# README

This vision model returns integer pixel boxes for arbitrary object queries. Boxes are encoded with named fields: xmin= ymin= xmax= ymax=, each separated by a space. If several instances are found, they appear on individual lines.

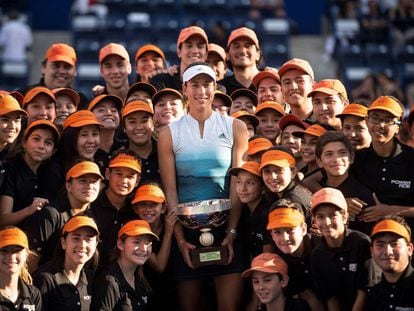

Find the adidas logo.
xmin=219 ymin=133 xmax=226 ymax=139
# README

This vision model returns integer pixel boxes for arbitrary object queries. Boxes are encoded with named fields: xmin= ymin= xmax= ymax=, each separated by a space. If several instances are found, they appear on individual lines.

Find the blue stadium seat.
xmin=152 ymin=12 xmax=181 ymax=32
xmin=365 ymin=43 xmax=393 ymax=73
xmin=337 ymin=43 xmax=366 ymax=67
xmin=104 ymin=12 xmax=127 ymax=32
xmin=342 ymin=66 xmax=371 ymax=91
xmin=126 ymin=12 xmax=151 ymax=32
xmin=74 ymin=36 xmax=102 ymax=62
xmin=0 ymin=61 xmax=29 ymax=91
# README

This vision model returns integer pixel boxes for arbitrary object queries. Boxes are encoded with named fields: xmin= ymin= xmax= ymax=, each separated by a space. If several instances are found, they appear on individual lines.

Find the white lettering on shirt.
xmin=390 ymin=180 xmax=411 ymax=189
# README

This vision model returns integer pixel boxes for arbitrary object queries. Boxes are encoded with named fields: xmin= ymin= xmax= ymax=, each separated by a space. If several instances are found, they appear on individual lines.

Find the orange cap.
xmin=368 ymin=96 xmax=403 ymax=118
xmin=0 ymin=90 xmax=24 ymax=105
xmin=52 ymin=88 xmax=80 ymax=107
xmin=152 ymin=88 xmax=183 ymax=106
xmin=24 ymin=119 xmax=60 ymax=142
xmin=132 ymin=184 xmax=165 ymax=204
xmin=66 ymin=161 xmax=104 ymax=181
xmin=311 ymin=187 xmax=347 ymax=213
xmin=229 ymin=161 xmax=261 ymax=177
xmin=122 ymin=100 xmax=154 ymax=118
xmin=259 ymin=149 xmax=296 ymax=170
xmin=177 ymin=26 xmax=208 ymax=46
xmin=45 ymin=43 xmax=77 ymax=66
xmin=278 ymin=58 xmax=314 ymax=80
xmin=208 ymin=43 xmax=226 ymax=61
xmin=336 ymin=103 xmax=368 ymax=119
xmin=308 ymin=79 xmax=348 ymax=101
xmin=0 ymin=94 xmax=27 ymax=116
xmin=127 ymin=82 xmax=157 ymax=99
xmin=278 ymin=114 xmax=309 ymax=132
xmin=255 ymin=101 xmax=286 ymax=117
xmin=0 ymin=227 xmax=28 ymax=249
xmin=214 ymin=91 xmax=232 ymax=107
xmin=23 ymin=86 xmax=56 ymax=107
xmin=230 ymin=88 xmax=258 ymax=106
xmin=63 ymin=110 xmax=102 ymax=130
xmin=292 ymin=124 xmax=327 ymax=138
xmin=62 ymin=215 xmax=100 ymax=236
xmin=241 ymin=253 xmax=288 ymax=278
xmin=99 ymin=43 xmax=130 ymax=63
xmin=371 ymin=219 xmax=411 ymax=242
xmin=134 ymin=44 xmax=166 ymax=63
xmin=248 ymin=137 xmax=273 ymax=156
xmin=88 ymin=94 xmax=123 ymax=111
xmin=231 ymin=110 xmax=259 ymax=128
xmin=118 ymin=219 xmax=159 ymax=240
xmin=227 ymin=27 xmax=260 ymax=48
xmin=109 ymin=153 xmax=141 ymax=173
xmin=252 ymin=68 xmax=280 ymax=88
xmin=267 ymin=207 xmax=305 ymax=230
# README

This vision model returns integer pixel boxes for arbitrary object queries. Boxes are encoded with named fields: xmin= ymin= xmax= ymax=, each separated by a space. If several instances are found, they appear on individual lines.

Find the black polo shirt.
xmin=18 ymin=78 xmax=89 ymax=110
xmin=351 ymin=140 xmax=414 ymax=232
xmin=33 ymin=261 xmax=92 ymax=311
xmin=138 ymin=138 xmax=160 ymax=185
xmin=0 ymin=154 xmax=41 ymax=213
xmin=275 ymin=234 xmax=321 ymax=297
xmin=150 ymin=71 xmax=182 ymax=91
xmin=0 ymin=278 xmax=42 ymax=311
xmin=94 ymin=137 xmax=126 ymax=176
xmin=37 ymin=155 xmax=66 ymax=202
xmin=322 ymin=175 xmax=375 ymax=236
xmin=365 ymin=264 xmax=414 ymax=310
xmin=89 ymin=191 xmax=136 ymax=265
xmin=218 ymin=74 xmax=256 ymax=95
xmin=311 ymin=228 xmax=371 ymax=311
xmin=240 ymin=197 xmax=270 ymax=258
xmin=257 ymin=296 xmax=311 ymax=311
xmin=92 ymin=261 xmax=149 ymax=311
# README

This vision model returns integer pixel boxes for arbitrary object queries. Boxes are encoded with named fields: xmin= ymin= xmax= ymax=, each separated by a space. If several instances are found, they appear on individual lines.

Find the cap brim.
xmin=132 ymin=195 xmax=165 ymax=204
xmin=259 ymin=159 xmax=291 ymax=170
xmin=307 ymin=87 xmax=338 ymax=98
xmin=70 ymin=170 xmax=104 ymax=180
xmin=68 ymin=119 xmax=103 ymax=129
xmin=48 ymin=55 xmax=75 ymax=66
xmin=229 ymin=167 xmax=260 ymax=177
xmin=0 ymin=107 xmax=28 ymax=117
xmin=266 ymin=219 xmax=301 ymax=230
xmin=241 ymin=266 xmax=279 ymax=278
xmin=109 ymin=161 xmax=141 ymax=173
xmin=124 ymin=229 xmax=159 ymax=241
xmin=368 ymin=106 xmax=401 ymax=118
xmin=0 ymin=239 xmax=27 ymax=249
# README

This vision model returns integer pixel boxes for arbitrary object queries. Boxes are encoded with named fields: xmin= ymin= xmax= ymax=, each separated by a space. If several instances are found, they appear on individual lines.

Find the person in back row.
xmin=151 ymin=26 xmax=208 ymax=91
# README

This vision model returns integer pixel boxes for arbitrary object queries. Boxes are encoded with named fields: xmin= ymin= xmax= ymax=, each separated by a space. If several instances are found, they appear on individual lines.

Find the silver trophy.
xmin=175 ymin=199 xmax=231 ymax=266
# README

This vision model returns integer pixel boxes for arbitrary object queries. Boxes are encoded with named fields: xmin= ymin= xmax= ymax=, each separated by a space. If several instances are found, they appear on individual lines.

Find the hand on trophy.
xmin=178 ymin=239 xmax=196 ymax=269
xmin=221 ymin=234 xmax=235 ymax=265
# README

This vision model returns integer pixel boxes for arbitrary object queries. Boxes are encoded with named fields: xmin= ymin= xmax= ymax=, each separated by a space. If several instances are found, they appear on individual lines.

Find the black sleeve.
xmin=0 ymin=162 xmax=16 ymax=197
xmin=92 ymin=275 xmax=122 ymax=311
xmin=29 ymin=284 xmax=43 ymax=311
xmin=32 ymin=272 xmax=53 ymax=311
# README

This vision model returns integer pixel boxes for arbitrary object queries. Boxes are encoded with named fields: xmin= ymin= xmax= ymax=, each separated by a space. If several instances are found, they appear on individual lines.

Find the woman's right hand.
xmin=177 ymin=239 xmax=196 ymax=269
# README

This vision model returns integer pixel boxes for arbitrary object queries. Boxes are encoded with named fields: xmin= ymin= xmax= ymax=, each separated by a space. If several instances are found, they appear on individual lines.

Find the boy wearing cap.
xmin=242 ymin=253 xmax=311 ymax=311
xmin=316 ymin=131 xmax=375 ymax=235
xmin=337 ymin=103 xmax=371 ymax=151
xmin=23 ymin=86 xmax=57 ymax=124
xmin=253 ymin=67 xmax=285 ymax=108
xmin=90 ymin=150 xmax=141 ymax=265
xmin=231 ymin=110 xmax=258 ymax=138
xmin=352 ymin=96 xmax=414 ymax=233
xmin=18 ymin=43 xmax=89 ymax=110
xmin=255 ymin=101 xmax=286 ymax=144
xmin=308 ymin=79 xmax=349 ymax=130
xmin=365 ymin=216 xmax=414 ymax=310
xmin=229 ymin=161 xmax=269 ymax=258
xmin=266 ymin=200 xmax=324 ymax=310
xmin=220 ymin=27 xmax=261 ymax=95
xmin=22 ymin=161 xmax=103 ymax=267
xmin=207 ymin=43 xmax=227 ymax=81
xmin=230 ymin=88 xmax=258 ymax=114
xmin=212 ymin=90 xmax=232 ymax=115
xmin=150 ymin=26 xmax=208 ymax=91
xmin=52 ymin=87 xmax=79 ymax=129
xmin=279 ymin=58 xmax=315 ymax=121
xmin=310 ymin=187 xmax=371 ymax=311
xmin=99 ymin=43 xmax=132 ymax=100
xmin=121 ymin=100 xmax=160 ymax=184
xmin=125 ymin=82 xmax=157 ymax=105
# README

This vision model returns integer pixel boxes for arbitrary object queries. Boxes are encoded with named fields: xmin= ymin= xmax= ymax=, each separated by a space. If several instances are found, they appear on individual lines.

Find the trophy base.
xmin=191 ymin=246 xmax=229 ymax=267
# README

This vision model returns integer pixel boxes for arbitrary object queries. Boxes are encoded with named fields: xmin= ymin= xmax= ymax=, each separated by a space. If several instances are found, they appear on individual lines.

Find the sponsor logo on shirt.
xmin=395 ymin=307 xmax=414 ymax=311
xmin=22 ymin=305 xmax=35 ymax=311
xmin=349 ymin=263 xmax=357 ymax=272
xmin=83 ymin=295 xmax=91 ymax=301
xmin=390 ymin=180 xmax=411 ymax=189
